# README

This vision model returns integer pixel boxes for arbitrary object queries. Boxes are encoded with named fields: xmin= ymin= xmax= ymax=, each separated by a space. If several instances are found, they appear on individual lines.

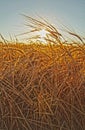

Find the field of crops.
xmin=0 ymin=16 xmax=85 ymax=130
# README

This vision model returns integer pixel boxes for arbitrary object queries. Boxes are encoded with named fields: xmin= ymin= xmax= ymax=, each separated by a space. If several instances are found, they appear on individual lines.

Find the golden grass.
xmin=0 ymin=16 xmax=85 ymax=130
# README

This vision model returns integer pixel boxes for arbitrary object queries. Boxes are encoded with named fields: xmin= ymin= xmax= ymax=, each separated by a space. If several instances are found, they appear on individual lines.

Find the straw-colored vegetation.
xmin=0 ymin=16 xmax=85 ymax=130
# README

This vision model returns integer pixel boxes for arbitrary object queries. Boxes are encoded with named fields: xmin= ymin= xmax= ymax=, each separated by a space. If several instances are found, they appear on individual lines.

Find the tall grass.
xmin=0 ymin=16 xmax=85 ymax=130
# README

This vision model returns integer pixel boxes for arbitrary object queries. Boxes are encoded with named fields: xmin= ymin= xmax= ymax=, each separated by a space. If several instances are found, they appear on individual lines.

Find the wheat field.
xmin=0 ymin=16 xmax=85 ymax=130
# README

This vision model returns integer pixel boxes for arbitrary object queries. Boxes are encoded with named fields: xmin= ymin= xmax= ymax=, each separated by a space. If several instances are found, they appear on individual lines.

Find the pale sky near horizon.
xmin=0 ymin=0 xmax=85 ymax=40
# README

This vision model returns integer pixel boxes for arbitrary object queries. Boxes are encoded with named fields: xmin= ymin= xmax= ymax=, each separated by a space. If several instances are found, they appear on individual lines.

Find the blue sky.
xmin=0 ymin=0 xmax=85 ymax=39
